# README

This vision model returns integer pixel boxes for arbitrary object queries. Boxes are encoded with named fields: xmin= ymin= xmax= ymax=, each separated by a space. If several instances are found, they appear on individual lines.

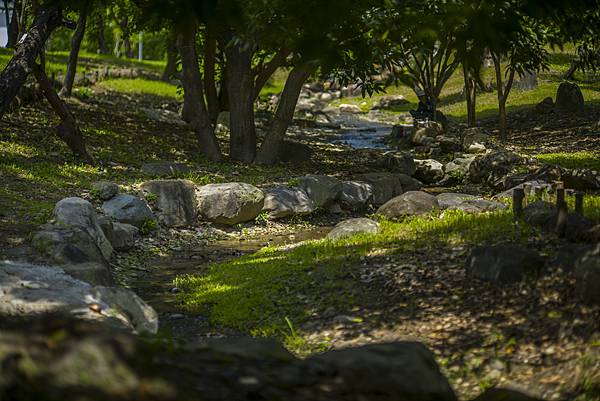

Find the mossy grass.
xmin=98 ymin=78 xmax=182 ymax=100
xmin=535 ymin=152 xmax=600 ymax=172
xmin=175 ymin=209 xmax=531 ymax=352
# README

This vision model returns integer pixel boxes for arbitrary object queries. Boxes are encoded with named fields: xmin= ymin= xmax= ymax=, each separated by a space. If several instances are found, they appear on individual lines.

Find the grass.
xmin=98 ymin=78 xmax=181 ymax=100
xmin=175 ymin=209 xmax=529 ymax=352
xmin=535 ymin=152 xmax=600 ymax=171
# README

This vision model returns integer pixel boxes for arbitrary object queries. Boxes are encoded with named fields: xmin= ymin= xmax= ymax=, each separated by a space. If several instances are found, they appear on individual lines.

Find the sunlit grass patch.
xmin=98 ymin=78 xmax=181 ymax=99
xmin=535 ymin=152 xmax=600 ymax=171
xmin=175 ymin=209 xmax=525 ymax=351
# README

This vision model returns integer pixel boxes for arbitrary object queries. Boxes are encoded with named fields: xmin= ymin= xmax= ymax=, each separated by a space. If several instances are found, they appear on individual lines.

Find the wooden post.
xmin=575 ymin=192 xmax=584 ymax=215
xmin=513 ymin=187 xmax=525 ymax=218
xmin=556 ymin=182 xmax=567 ymax=237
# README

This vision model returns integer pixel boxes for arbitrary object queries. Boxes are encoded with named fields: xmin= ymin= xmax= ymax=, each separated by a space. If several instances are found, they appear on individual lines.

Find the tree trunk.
xmin=96 ymin=12 xmax=109 ymax=55
xmin=255 ymin=68 xmax=310 ymax=165
xmin=563 ymin=60 xmax=578 ymax=80
xmin=32 ymin=64 xmax=93 ymax=164
xmin=177 ymin=21 xmax=223 ymax=161
xmin=225 ymin=41 xmax=256 ymax=163
xmin=463 ymin=67 xmax=476 ymax=127
xmin=60 ymin=7 xmax=88 ymax=97
xmin=161 ymin=29 xmax=178 ymax=81
xmin=492 ymin=52 xmax=514 ymax=142
xmin=253 ymin=48 xmax=291 ymax=100
xmin=0 ymin=4 xmax=62 ymax=117
xmin=203 ymin=28 xmax=219 ymax=123
xmin=6 ymin=0 xmax=19 ymax=47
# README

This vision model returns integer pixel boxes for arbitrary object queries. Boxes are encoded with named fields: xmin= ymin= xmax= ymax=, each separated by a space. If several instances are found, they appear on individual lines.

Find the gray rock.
xmin=0 ymin=261 xmax=158 ymax=334
xmin=562 ymin=168 xmax=600 ymax=191
xmin=32 ymin=225 xmax=107 ymax=267
xmin=339 ymin=181 xmax=374 ymax=210
xmin=447 ymin=199 xmax=507 ymax=213
xmin=141 ymin=161 xmax=191 ymax=177
xmin=60 ymin=262 xmax=114 ymax=286
xmin=522 ymin=201 xmax=557 ymax=229
xmin=445 ymin=156 xmax=476 ymax=177
xmin=397 ymin=174 xmax=424 ymax=192
xmin=312 ymin=342 xmax=457 ymax=401
xmin=91 ymin=181 xmax=119 ymax=200
xmin=141 ymin=180 xmax=197 ymax=227
xmin=327 ymin=218 xmax=380 ymax=240
xmin=53 ymin=197 xmax=113 ymax=261
xmin=536 ymin=96 xmax=554 ymax=114
xmin=196 ymin=183 xmax=265 ymax=225
xmin=371 ymin=94 xmax=409 ymax=110
xmin=262 ymin=187 xmax=315 ymax=219
xmin=381 ymin=152 xmax=417 ymax=176
xmin=552 ymin=243 xmax=593 ymax=272
xmin=412 ymin=124 xmax=443 ymax=146
xmin=356 ymin=173 xmax=404 ymax=205
xmin=437 ymin=193 xmax=477 ymax=209
xmin=462 ymin=127 xmax=491 ymax=151
xmin=378 ymin=191 xmax=439 ymax=219
xmin=297 ymin=175 xmax=342 ymax=208
xmin=102 ymin=194 xmax=156 ymax=228
xmin=415 ymin=159 xmax=445 ymax=184
xmin=469 ymin=150 xmax=523 ymax=187
xmin=555 ymin=82 xmax=584 ymax=113
xmin=437 ymin=136 xmax=462 ymax=153
xmin=466 ymin=244 xmax=544 ymax=284
xmin=110 ymin=223 xmax=139 ymax=250
xmin=574 ymin=244 xmax=600 ymax=305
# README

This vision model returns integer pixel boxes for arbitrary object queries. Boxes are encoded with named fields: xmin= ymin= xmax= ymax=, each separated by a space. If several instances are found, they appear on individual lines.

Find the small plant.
xmin=73 ymin=87 xmax=93 ymax=100
xmin=287 ymin=178 xmax=300 ymax=187
xmin=145 ymin=192 xmax=158 ymax=203
xmin=140 ymin=218 xmax=158 ymax=235
xmin=281 ymin=317 xmax=308 ymax=352
xmin=254 ymin=211 xmax=270 ymax=225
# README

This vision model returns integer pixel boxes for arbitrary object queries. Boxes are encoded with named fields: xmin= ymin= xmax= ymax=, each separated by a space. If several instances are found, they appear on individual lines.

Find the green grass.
xmin=535 ymin=152 xmax=600 ymax=171
xmin=98 ymin=78 xmax=181 ymax=100
xmin=175 ymin=209 xmax=528 ymax=351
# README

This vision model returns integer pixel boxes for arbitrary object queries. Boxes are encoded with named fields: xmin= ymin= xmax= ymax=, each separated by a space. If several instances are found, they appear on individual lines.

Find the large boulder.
xmin=555 ymin=82 xmax=584 ymax=113
xmin=102 ymin=194 xmax=156 ymax=228
xmin=339 ymin=181 xmax=374 ymax=210
xmin=381 ymin=152 xmax=417 ymax=176
xmin=32 ymin=225 xmax=108 ymax=267
xmin=356 ymin=173 xmax=406 ymax=205
xmin=53 ymin=197 xmax=113 ymax=261
xmin=141 ymin=161 xmax=191 ymax=177
xmin=0 ymin=261 xmax=158 ymax=334
xmin=414 ymin=159 xmax=445 ymax=184
xmin=466 ymin=244 xmax=544 ymax=284
xmin=327 ymin=218 xmax=380 ymax=240
xmin=141 ymin=180 xmax=197 ymax=227
xmin=262 ymin=187 xmax=315 ymax=219
xmin=297 ymin=175 xmax=342 ymax=208
xmin=196 ymin=183 xmax=265 ymax=225
xmin=574 ymin=244 xmax=600 ymax=305
xmin=378 ymin=191 xmax=439 ymax=219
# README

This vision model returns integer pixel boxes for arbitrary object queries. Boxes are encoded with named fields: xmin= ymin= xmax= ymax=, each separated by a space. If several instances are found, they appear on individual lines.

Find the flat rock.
xmin=327 ymin=218 xmax=380 ymax=240
xmin=378 ymin=191 xmax=439 ymax=219
xmin=437 ymin=193 xmax=477 ymax=209
xmin=466 ymin=244 xmax=544 ymax=284
xmin=141 ymin=180 xmax=197 ymax=227
xmin=196 ymin=183 xmax=265 ymax=225
xmin=262 ymin=187 xmax=315 ymax=219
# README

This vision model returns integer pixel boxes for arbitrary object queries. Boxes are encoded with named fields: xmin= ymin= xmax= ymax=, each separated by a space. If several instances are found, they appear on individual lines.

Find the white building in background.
xmin=0 ymin=1 xmax=13 ymax=48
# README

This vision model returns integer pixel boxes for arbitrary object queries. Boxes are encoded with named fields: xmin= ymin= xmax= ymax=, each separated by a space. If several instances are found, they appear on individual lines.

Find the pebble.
xmin=170 ymin=287 xmax=180 ymax=293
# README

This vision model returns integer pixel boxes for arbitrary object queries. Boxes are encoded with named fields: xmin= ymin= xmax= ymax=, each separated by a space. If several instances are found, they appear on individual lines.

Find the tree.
xmin=59 ymin=1 xmax=92 ymax=97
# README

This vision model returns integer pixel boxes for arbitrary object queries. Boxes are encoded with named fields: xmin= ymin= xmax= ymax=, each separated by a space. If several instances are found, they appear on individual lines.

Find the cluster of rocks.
xmin=536 ymin=82 xmax=585 ymax=114
xmin=0 ymin=315 xmax=545 ymax=401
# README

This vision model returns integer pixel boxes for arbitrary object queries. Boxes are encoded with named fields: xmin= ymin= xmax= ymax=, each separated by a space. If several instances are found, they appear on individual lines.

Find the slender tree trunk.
xmin=96 ymin=12 xmax=109 ymax=55
xmin=255 ymin=68 xmax=310 ymax=165
xmin=161 ymin=29 xmax=178 ymax=81
xmin=563 ymin=60 xmax=578 ymax=80
xmin=32 ymin=64 xmax=93 ymax=164
xmin=252 ymin=47 xmax=291 ymax=100
xmin=6 ymin=0 xmax=19 ymax=47
xmin=0 ymin=4 xmax=61 ymax=117
xmin=60 ymin=7 xmax=88 ymax=97
xmin=124 ymin=36 xmax=133 ymax=58
xmin=203 ymin=28 xmax=219 ymax=123
xmin=492 ymin=52 xmax=515 ymax=142
xmin=463 ymin=66 xmax=476 ymax=127
xmin=225 ymin=41 xmax=256 ymax=163
xmin=17 ymin=0 xmax=27 ymax=40
xmin=177 ymin=21 xmax=223 ymax=161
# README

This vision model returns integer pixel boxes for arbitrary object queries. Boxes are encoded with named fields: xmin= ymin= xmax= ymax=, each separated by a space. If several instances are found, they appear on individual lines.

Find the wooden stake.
xmin=513 ymin=187 xmax=525 ymax=218
xmin=555 ymin=182 xmax=567 ymax=237
xmin=575 ymin=192 xmax=584 ymax=215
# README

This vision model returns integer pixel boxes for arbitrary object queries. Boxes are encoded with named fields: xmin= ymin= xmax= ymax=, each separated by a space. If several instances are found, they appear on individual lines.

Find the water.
xmin=332 ymin=126 xmax=392 ymax=150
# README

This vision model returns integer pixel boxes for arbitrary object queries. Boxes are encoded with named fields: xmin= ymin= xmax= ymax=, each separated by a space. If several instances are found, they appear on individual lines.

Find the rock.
xmin=339 ymin=181 xmax=374 ymax=210
xmin=522 ymin=201 xmax=557 ymax=229
xmin=60 ymin=262 xmax=114 ymax=286
xmin=495 ymin=180 xmax=553 ymax=199
xmin=0 ymin=261 xmax=158 ymax=334
xmin=447 ymin=199 xmax=507 ymax=213
xmin=262 ymin=187 xmax=315 ymax=219
xmin=445 ymin=156 xmax=476 ymax=177
xmin=297 ymin=175 xmax=342 ymax=208
xmin=372 ymin=95 xmax=410 ymax=110
xmin=32 ymin=225 xmax=108 ymax=268
xmin=552 ymin=243 xmax=593 ymax=271
xmin=469 ymin=150 xmax=523 ymax=188
xmin=437 ymin=136 xmax=462 ymax=153
xmin=277 ymin=140 xmax=313 ymax=163
xmin=462 ymin=127 xmax=491 ymax=151
xmin=141 ymin=180 xmax=197 ymax=227
xmin=378 ymin=191 xmax=439 ymax=219
xmin=110 ymin=223 xmax=139 ymax=250
xmin=381 ymin=152 xmax=417 ymax=176
xmin=437 ymin=193 xmax=477 ymax=209
xmin=555 ymin=82 xmax=584 ymax=113
xmin=562 ymin=168 xmax=600 ymax=191
xmin=412 ymin=123 xmax=443 ymax=146
xmin=312 ymin=342 xmax=457 ymax=401
xmin=141 ymin=161 xmax=191 ymax=177
xmin=53 ymin=197 xmax=113 ymax=261
xmin=338 ymin=103 xmax=362 ymax=113
xmin=91 ymin=181 xmax=119 ymax=200
xmin=196 ymin=183 xmax=265 ymax=225
xmin=356 ymin=173 xmax=405 ymax=205
xmin=574 ymin=244 xmax=600 ymax=305
xmin=472 ymin=388 xmax=545 ymax=401
xmin=142 ymin=108 xmax=187 ymax=127
xmin=102 ymin=194 xmax=156 ymax=228
xmin=466 ymin=244 xmax=544 ymax=284
xmin=536 ymin=96 xmax=554 ymax=114
xmin=390 ymin=124 xmax=411 ymax=139
xmin=414 ymin=159 xmax=445 ymax=184
xmin=397 ymin=174 xmax=423 ymax=192
xmin=327 ymin=218 xmax=380 ymax=240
